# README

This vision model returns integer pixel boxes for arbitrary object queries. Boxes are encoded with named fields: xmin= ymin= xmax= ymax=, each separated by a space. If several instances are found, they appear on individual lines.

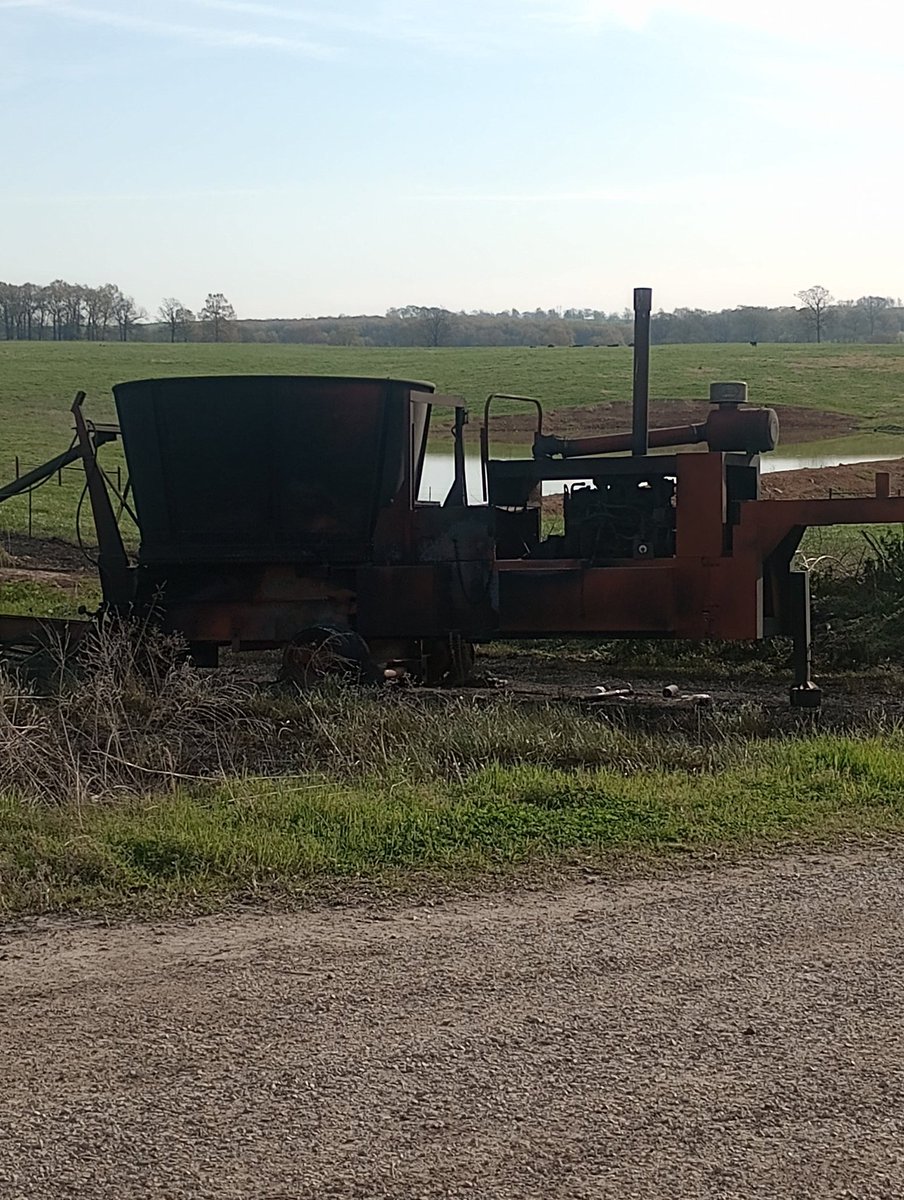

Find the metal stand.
xmin=788 ymin=570 xmax=821 ymax=708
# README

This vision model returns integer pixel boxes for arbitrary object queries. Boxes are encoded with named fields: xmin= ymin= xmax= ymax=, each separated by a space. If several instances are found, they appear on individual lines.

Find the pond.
xmin=419 ymin=438 xmax=904 ymax=504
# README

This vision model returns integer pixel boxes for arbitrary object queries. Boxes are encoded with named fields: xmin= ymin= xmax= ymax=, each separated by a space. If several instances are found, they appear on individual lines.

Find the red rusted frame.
xmin=494 ymin=454 xmax=904 ymax=642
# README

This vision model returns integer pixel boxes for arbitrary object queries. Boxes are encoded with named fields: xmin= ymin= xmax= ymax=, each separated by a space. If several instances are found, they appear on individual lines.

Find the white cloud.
xmin=184 ymin=0 xmax=552 ymax=54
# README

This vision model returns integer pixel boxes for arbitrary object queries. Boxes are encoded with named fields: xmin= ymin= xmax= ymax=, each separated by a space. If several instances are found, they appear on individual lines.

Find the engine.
xmin=561 ymin=476 xmax=676 ymax=562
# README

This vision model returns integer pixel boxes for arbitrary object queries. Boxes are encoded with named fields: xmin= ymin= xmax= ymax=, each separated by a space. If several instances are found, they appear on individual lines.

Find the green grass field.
xmin=3 ymin=339 xmax=904 ymax=544
xmin=5 ymin=340 xmax=904 ymax=442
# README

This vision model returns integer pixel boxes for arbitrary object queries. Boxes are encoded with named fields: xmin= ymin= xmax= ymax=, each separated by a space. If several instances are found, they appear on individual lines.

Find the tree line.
xmin=0 ymin=281 xmax=237 ymax=343
xmin=1 ymin=279 xmax=902 ymax=347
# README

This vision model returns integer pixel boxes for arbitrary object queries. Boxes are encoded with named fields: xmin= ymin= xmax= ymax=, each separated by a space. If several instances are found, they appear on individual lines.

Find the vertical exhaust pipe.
xmin=632 ymin=287 xmax=652 ymax=456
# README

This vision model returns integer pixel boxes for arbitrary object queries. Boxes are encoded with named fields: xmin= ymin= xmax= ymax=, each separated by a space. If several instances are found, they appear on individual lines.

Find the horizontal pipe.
xmin=538 ymin=423 xmax=706 ymax=459
xmin=0 ymin=445 xmax=82 ymax=504
xmin=534 ymin=405 xmax=779 ymax=460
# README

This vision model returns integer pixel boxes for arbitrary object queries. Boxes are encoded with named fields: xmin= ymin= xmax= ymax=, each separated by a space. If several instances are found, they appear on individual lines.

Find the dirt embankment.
xmin=762 ymin=459 xmax=904 ymax=500
xmin=483 ymin=400 xmax=857 ymax=446
xmin=538 ymin=459 xmax=904 ymax=511
xmin=0 ymin=533 xmax=93 ymax=575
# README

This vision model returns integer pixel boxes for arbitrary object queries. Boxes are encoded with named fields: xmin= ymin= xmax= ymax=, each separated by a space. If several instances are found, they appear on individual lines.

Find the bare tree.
xmin=856 ymin=295 xmax=893 ymax=339
xmin=84 ymin=284 xmax=117 ymax=341
xmin=46 ymin=280 xmax=69 ymax=340
xmin=0 ymin=282 xmax=23 ymax=340
xmin=176 ymin=306 xmax=195 ymax=341
xmin=112 ymin=291 xmax=145 ymax=342
xmin=158 ymin=297 xmax=194 ymax=343
xmin=200 ymin=292 xmax=236 ymax=343
xmin=64 ymin=283 xmax=86 ymax=341
xmin=796 ymin=285 xmax=833 ymax=344
xmin=32 ymin=286 xmax=50 ymax=340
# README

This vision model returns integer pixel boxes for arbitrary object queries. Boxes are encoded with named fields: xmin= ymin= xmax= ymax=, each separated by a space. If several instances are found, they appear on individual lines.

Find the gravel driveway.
xmin=2 ymin=849 xmax=904 ymax=1198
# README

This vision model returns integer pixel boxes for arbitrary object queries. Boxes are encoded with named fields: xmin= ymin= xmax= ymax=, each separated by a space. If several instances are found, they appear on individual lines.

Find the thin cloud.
xmin=184 ymin=0 xmax=426 ymax=46
xmin=2 ymin=183 xmax=307 ymax=204
xmin=4 ymin=0 xmax=339 ymax=56
xmin=412 ymin=166 xmax=824 ymax=207
xmin=527 ymin=0 xmax=904 ymax=52
xmin=415 ymin=187 xmax=646 ymax=204
xmin=186 ymin=0 xmax=613 ymax=55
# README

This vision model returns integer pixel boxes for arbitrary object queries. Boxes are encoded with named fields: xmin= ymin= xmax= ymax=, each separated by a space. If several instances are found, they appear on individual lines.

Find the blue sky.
xmin=2 ymin=0 xmax=901 ymax=318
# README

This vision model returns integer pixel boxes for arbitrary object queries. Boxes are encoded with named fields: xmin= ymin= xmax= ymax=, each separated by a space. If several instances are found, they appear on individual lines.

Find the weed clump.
xmin=812 ymin=527 xmax=904 ymax=668
xmin=0 ymin=624 xmax=271 ymax=804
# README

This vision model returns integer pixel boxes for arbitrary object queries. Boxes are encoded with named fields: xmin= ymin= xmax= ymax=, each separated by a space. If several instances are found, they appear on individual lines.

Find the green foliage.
xmin=811 ymin=528 xmax=904 ymax=668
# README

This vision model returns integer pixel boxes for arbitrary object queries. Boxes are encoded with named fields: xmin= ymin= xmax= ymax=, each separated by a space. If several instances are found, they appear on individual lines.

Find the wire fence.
xmin=0 ymin=456 xmax=130 ymax=551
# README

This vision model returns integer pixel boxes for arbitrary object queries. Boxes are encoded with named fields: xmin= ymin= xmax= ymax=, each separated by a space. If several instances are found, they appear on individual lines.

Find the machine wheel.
xmin=279 ymin=624 xmax=382 ymax=686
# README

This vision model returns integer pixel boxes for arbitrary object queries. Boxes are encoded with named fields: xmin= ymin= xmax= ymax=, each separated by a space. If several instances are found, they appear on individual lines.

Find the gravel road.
xmin=2 ymin=849 xmax=904 ymax=1199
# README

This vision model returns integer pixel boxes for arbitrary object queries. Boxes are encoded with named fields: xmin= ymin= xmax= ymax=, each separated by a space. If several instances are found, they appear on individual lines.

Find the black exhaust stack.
xmin=632 ymin=286 xmax=652 ymax=456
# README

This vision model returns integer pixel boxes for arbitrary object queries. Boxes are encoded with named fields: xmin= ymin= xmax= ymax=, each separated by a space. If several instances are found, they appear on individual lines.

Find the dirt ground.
xmin=762 ymin=457 xmax=904 ymax=500
xmin=2 ymin=848 xmax=904 ymax=1199
xmin=0 ymin=565 xmax=88 ymax=590
xmin=0 ymin=532 xmax=92 ymax=575
xmin=482 ymin=401 xmax=857 ymax=447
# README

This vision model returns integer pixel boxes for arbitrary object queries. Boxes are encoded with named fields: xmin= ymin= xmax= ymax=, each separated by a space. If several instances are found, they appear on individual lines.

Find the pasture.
xmin=5 ymin=339 xmax=904 ymax=450
xmin=3 ymin=338 xmax=904 ymax=544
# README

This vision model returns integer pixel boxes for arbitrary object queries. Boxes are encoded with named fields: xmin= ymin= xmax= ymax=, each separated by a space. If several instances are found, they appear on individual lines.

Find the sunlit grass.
xmin=4 ymin=733 xmax=904 ymax=915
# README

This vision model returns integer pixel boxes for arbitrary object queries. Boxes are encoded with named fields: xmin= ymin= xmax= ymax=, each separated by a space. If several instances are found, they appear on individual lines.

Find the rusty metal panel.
xmin=736 ymin=495 xmax=904 ymax=560
xmin=356 ymin=565 xmax=497 ymax=639
xmin=138 ymin=564 xmax=356 ymax=646
xmin=164 ymin=602 xmax=354 ymax=647
xmin=672 ymin=558 xmax=762 ymax=639
xmin=410 ymin=507 xmax=496 ymax=565
xmin=114 ymin=376 xmax=434 ymax=566
xmin=496 ymin=563 xmax=678 ymax=636
xmin=676 ymin=454 xmax=725 ymax=558
xmin=0 ymin=615 xmax=88 ymax=645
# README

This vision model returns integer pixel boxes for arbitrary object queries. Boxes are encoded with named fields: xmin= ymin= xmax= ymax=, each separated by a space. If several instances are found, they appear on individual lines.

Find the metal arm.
xmin=71 ymin=392 xmax=132 ymax=608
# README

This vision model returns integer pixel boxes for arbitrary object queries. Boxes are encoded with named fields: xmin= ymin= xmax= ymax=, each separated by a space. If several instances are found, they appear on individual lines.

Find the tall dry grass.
xmin=0 ymin=623 xmax=272 ymax=803
xmin=0 ymin=621 xmax=767 ymax=805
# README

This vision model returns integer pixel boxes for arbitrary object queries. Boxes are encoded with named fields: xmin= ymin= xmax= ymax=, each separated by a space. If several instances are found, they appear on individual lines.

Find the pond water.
xmin=418 ymin=443 xmax=904 ymax=504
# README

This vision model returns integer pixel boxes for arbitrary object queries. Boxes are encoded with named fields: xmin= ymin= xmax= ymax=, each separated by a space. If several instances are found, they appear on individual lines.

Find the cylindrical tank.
xmin=113 ymin=375 xmax=435 ymax=564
